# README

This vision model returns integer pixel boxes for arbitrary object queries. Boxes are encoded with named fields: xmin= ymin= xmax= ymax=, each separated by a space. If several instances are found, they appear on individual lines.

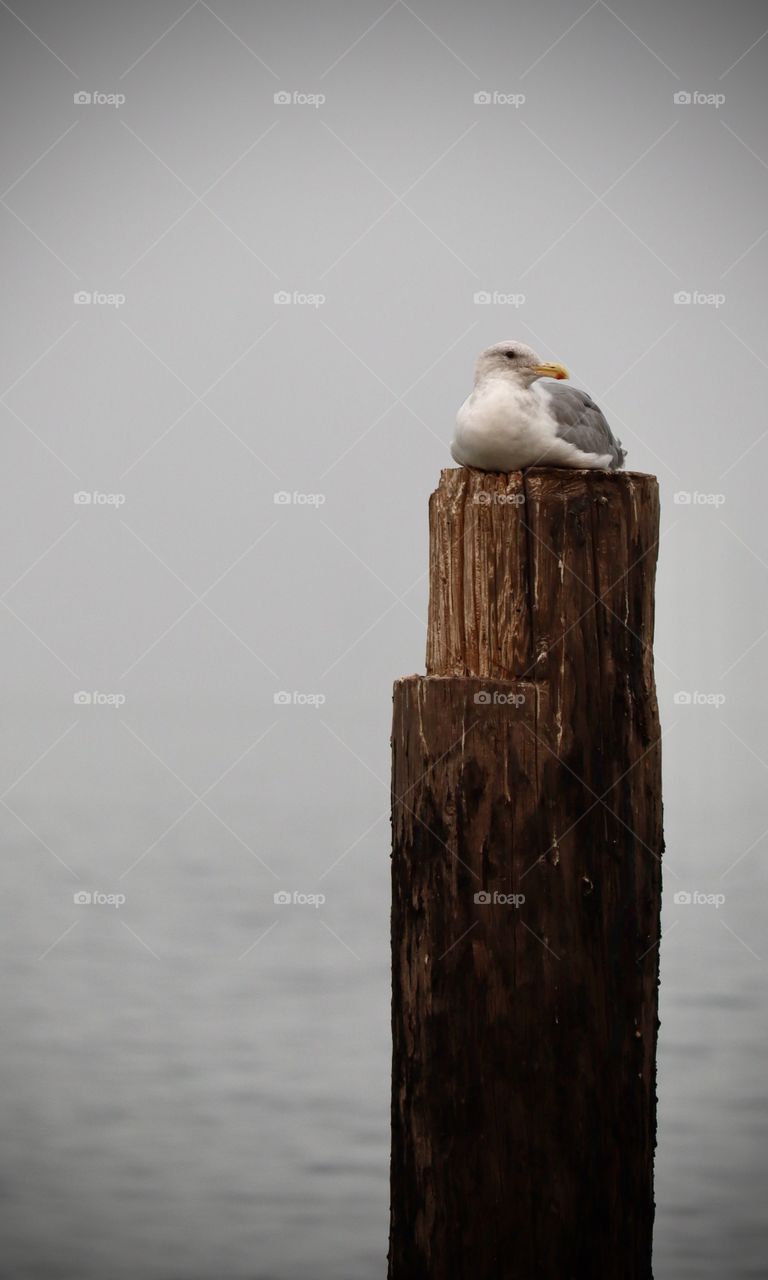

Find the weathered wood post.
xmin=389 ymin=467 xmax=663 ymax=1280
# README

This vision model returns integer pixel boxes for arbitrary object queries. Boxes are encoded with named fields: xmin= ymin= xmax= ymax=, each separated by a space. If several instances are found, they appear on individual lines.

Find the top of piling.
xmin=426 ymin=467 xmax=659 ymax=684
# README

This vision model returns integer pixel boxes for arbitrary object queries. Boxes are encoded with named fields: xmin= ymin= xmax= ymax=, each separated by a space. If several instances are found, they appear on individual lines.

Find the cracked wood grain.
xmin=390 ymin=467 xmax=663 ymax=1280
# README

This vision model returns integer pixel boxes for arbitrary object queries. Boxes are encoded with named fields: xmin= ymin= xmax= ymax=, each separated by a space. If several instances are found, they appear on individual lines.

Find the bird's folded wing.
xmin=547 ymin=385 xmax=626 ymax=467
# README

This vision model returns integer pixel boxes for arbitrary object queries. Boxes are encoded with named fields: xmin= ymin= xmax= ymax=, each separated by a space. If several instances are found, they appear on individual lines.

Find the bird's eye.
xmin=505 ymin=350 xmax=517 ymax=359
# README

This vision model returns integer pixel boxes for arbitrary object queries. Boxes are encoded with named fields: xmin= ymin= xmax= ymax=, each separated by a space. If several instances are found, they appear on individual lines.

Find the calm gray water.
xmin=1 ymin=700 xmax=766 ymax=1279
xmin=1 ymin=764 xmax=388 ymax=1276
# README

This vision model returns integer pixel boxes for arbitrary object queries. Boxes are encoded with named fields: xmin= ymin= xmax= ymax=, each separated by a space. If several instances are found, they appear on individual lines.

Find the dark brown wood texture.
xmin=390 ymin=468 xmax=663 ymax=1280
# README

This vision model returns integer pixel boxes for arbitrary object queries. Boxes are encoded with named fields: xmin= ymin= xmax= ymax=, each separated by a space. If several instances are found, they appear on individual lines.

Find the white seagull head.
xmin=474 ymin=340 xmax=570 ymax=390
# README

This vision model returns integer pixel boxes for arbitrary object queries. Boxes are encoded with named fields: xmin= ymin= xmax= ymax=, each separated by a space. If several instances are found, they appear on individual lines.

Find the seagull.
xmin=451 ymin=341 xmax=625 ymax=472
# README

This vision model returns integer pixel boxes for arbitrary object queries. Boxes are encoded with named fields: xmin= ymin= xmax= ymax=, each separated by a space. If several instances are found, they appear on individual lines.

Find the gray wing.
xmin=546 ymin=385 xmax=626 ymax=469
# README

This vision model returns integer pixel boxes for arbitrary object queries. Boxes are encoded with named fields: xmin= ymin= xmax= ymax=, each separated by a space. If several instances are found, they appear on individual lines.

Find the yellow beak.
xmin=531 ymin=362 xmax=569 ymax=380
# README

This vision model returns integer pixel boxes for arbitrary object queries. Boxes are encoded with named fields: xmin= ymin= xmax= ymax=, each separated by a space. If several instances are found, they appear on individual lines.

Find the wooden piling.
xmin=389 ymin=467 xmax=663 ymax=1280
